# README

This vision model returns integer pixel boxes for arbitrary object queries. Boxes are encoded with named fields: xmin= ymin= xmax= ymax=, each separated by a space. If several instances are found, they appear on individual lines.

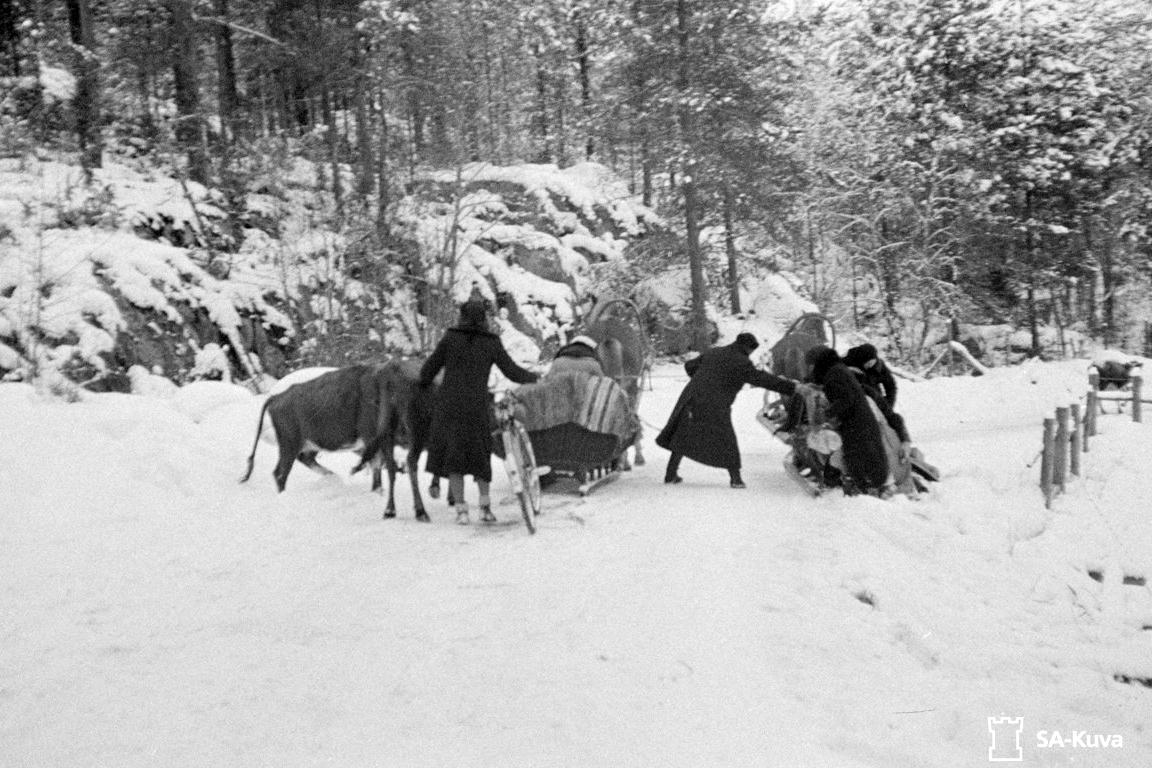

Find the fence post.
xmin=1041 ymin=417 xmax=1055 ymax=508
xmin=1070 ymin=403 xmax=1081 ymax=476
xmin=1134 ymin=374 xmax=1143 ymax=423
xmin=1085 ymin=388 xmax=1098 ymax=443
xmin=1054 ymin=407 xmax=1069 ymax=493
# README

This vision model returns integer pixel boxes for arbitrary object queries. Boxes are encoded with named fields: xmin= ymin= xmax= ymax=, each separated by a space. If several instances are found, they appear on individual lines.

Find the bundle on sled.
xmin=758 ymin=387 xmax=939 ymax=499
xmin=509 ymin=370 xmax=640 ymax=495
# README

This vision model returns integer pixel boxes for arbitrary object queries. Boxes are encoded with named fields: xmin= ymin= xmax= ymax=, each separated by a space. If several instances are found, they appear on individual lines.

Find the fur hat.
xmin=735 ymin=332 xmax=760 ymax=353
xmin=458 ymin=299 xmax=488 ymax=328
xmin=805 ymin=345 xmax=841 ymax=384
xmin=843 ymin=343 xmax=878 ymax=369
xmin=570 ymin=335 xmax=598 ymax=350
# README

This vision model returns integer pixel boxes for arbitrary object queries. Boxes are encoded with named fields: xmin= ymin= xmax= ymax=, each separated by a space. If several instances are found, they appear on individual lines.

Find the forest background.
xmin=3 ymin=0 xmax=1152 ymax=388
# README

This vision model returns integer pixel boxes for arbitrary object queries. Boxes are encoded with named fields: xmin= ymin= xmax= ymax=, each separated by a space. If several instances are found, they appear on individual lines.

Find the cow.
xmin=240 ymin=360 xmax=435 ymax=521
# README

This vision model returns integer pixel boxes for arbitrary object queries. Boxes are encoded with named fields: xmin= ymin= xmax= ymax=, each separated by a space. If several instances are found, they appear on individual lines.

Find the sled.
xmin=908 ymin=447 xmax=941 ymax=483
xmin=761 ymin=387 xmax=841 ymax=497
xmin=783 ymin=455 xmax=825 ymax=497
xmin=509 ymin=372 xmax=640 ymax=497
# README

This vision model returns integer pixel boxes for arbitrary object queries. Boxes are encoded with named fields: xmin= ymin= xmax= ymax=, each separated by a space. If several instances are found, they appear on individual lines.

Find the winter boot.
xmin=729 ymin=470 xmax=746 ymax=489
xmin=480 ymin=504 xmax=497 ymax=523
xmin=455 ymin=503 xmax=470 ymax=525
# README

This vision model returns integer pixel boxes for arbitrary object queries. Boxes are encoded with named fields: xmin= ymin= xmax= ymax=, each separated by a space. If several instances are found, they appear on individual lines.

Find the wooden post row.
xmin=1054 ymin=407 xmax=1068 ymax=493
xmin=1041 ymin=417 xmax=1055 ymax=509
xmin=1070 ymin=403 xmax=1081 ymax=476
xmin=1134 ymin=374 xmax=1143 ymax=424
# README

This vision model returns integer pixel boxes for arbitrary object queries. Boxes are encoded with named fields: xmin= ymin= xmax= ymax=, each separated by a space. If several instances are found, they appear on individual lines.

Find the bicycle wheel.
xmin=501 ymin=422 xmax=539 ymax=534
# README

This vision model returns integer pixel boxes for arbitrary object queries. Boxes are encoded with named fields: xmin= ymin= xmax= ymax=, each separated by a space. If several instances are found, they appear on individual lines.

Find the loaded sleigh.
xmin=757 ymin=313 xmax=939 ymax=498
xmin=504 ymin=297 xmax=649 ymax=496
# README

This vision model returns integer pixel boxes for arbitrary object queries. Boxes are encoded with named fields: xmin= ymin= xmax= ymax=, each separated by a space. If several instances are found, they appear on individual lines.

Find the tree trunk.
xmin=320 ymin=88 xmax=343 ymax=220
xmin=169 ymin=0 xmax=208 ymax=184
xmin=554 ymin=75 xmax=567 ymax=166
xmin=213 ymin=0 xmax=240 ymax=144
xmin=574 ymin=12 xmax=593 ymax=160
xmin=354 ymin=80 xmax=375 ymax=199
xmin=676 ymin=0 xmax=707 ymax=351
xmin=66 ymin=0 xmax=101 ymax=175
xmin=532 ymin=43 xmax=551 ymax=162
xmin=1101 ymin=233 xmax=1116 ymax=348
xmin=2 ymin=0 xmax=23 ymax=76
xmin=375 ymin=85 xmax=391 ymax=235
xmin=723 ymin=183 xmax=741 ymax=314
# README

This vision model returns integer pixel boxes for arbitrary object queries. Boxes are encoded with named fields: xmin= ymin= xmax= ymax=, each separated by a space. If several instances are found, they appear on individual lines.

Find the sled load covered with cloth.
xmin=759 ymin=385 xmax=937 ymax=498
xmin=758 ymin=312 xmax=938 ymax=498
xmin=508 ymin=370 xmax=641 ymax=495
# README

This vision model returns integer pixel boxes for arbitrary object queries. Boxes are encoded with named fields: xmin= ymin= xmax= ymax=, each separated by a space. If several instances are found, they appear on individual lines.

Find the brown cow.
xmin=240 ymin=360 xmax=434 ymax=521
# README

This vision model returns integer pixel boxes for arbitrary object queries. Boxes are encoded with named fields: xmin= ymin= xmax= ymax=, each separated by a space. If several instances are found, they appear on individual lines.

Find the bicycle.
xmin=493 ymin=393 xmax=542 ymax=534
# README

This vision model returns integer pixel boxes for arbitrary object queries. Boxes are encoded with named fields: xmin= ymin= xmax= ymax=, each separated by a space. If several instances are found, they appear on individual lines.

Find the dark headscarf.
xmin=805 ymin=345 xmax=841 ymax=384
xmin=843 ymin=343 xmax=878 ymax=370
xmin=457 ymin=299 xmax=489 ymax=330
xmin=735 ymin=332 xmax=760 ymax=354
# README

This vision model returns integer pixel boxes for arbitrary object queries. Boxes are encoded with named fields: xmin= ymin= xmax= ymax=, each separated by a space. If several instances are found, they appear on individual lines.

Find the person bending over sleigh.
xmin=656 ymin=332 xmax=809 ymax=488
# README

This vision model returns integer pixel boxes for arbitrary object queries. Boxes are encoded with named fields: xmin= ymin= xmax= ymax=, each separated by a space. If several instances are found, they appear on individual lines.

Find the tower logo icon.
xmin=988 ymin=716 xmax=1024 ymax=762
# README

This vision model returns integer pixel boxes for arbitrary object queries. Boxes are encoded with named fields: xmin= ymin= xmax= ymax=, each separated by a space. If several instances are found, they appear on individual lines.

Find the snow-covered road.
xmin=3 ymin=361 xmax=1151 ymax=767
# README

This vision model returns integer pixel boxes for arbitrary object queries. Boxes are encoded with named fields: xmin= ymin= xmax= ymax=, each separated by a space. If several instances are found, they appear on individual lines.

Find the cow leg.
xmin=408 ymin=452 xmax=429 ymax=522
xmin=273 ymin=446 xmax=296 ymax=492
xmin=369 ymin=451 xmax=384 ymax=493
xmin=298 ymin=451 xmax=335 ymax=477
xmin=383 ymin=452 xmax=398 ymax=519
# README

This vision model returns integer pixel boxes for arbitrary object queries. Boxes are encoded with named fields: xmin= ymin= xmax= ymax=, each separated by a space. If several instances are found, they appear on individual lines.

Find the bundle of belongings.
xmin=1091 ymin=354 xmax=1143 ymax=391
xmin=510 ymin=370 xmax=638 ymax=447
xmin=759 ymin=385 xmax=939 ymax=499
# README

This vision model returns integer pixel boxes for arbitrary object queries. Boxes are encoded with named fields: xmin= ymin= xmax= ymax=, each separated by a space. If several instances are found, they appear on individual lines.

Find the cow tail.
xmin=240 ymin=398 xmax=271 ymax=483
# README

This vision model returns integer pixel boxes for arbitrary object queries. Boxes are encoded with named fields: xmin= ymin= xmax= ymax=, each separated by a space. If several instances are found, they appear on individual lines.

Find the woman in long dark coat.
xmin=807 ymin=346 xmax=890 ymax=494
xmin=420 ymin=300 xmax=538 ymax=524
xmin=656 ymin=332 xmax=800 ymax=488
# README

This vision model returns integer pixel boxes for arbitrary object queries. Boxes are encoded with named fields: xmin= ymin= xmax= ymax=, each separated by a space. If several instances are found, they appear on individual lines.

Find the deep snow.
xmin=3 ymin=359 xmax=1151 ymax=767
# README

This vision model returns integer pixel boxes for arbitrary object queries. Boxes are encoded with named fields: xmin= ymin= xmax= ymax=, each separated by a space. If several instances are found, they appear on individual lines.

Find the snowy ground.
xmin=3 ymin=360 xmax=1152 ymax=767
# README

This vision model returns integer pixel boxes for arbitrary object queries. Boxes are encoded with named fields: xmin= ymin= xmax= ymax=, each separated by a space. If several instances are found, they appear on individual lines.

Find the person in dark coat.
xmin=844 ymin=364 xmax=911 ymax=448
xmin=843 ymin=343 xmax=898 ymax=408
xmin=656 ymin=332 xmax=803 ymax=488
xmin=420 ymin=300 xmax=539 ymax=525
xmin=807 ymin=346 xmax=890 ymax=495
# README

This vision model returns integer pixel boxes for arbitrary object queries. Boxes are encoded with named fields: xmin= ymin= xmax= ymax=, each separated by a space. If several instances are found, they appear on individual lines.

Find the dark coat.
xmin=848 ymin=368 xmax=910 ymax=443
xmin=656 ymin=342 xmax=796 ymax=469
xmin=843 ymin=345 xmax=897 ymax=407
xmin=811 ymin=348 xmax=889 ymax=490
xmin=420 ymin=326 xmax=538 ymax=482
